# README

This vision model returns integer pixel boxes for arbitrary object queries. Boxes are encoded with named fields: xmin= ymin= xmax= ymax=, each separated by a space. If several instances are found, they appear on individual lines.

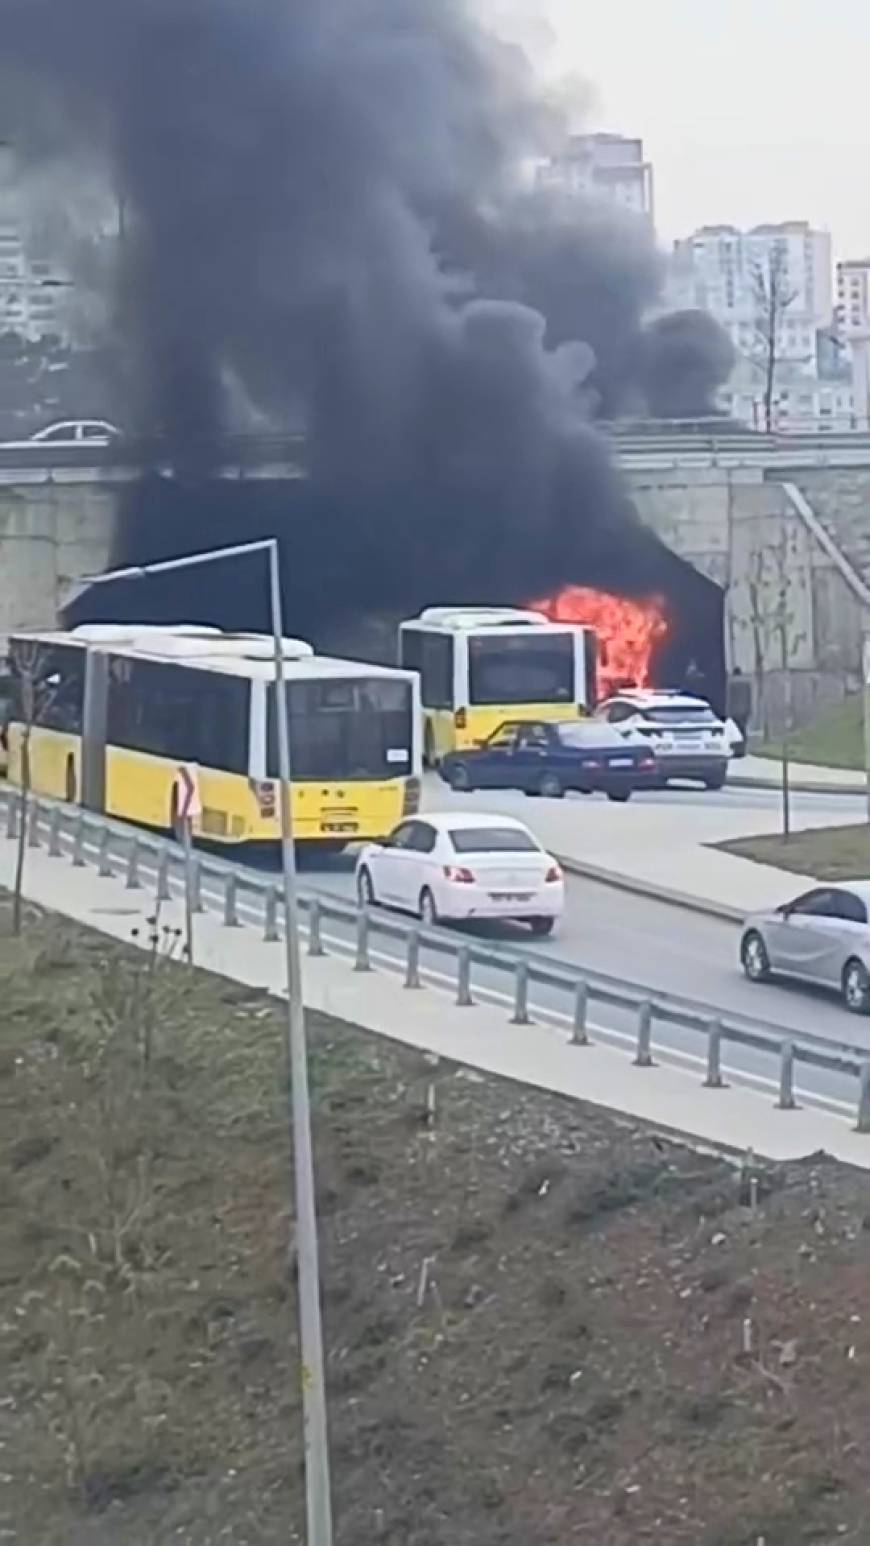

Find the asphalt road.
xmin=17 ymin=782 xmax=870 ymax=1126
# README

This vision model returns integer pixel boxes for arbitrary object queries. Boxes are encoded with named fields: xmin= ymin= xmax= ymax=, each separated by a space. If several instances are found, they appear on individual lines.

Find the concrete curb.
xmin=554 ymin=851 xmax=745 ymax=925
xmin=729 ymin=773 xmax=865 ymax=798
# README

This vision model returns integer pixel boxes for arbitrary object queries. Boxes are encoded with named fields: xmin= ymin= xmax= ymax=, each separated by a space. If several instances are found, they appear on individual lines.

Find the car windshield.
xmin=448 ymin=826 xmax=539 ymax=854
xmin=556 ymin=723 xmax=625 ymax=748
xmin=644 ymin=705 xmax=717 ymax=725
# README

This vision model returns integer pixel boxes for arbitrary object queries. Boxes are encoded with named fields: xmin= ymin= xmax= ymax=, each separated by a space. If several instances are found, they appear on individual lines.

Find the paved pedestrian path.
xmin=731 ymin=754 xmax=865 ymax=795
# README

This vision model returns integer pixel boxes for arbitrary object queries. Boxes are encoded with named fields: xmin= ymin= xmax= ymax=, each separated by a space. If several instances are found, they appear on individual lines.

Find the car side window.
xmin=408 ymin=822 xmax=437 ymax=854
xmin=387 ymin=822 xmax=416 ymax=849
xmin=829 ymin=890 xmax=868 ymax=924
xmin=517 ymin=724 xmax=550 ymax=751
xmin=789 ymin=889 xmax=837 ymax=917
xmin=486 ymin=725 xmax=518 ymax=751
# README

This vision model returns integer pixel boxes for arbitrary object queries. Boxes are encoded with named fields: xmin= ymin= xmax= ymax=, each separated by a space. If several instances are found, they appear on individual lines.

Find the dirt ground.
xmin=4 ymin=895 xmax=870 ymax=1544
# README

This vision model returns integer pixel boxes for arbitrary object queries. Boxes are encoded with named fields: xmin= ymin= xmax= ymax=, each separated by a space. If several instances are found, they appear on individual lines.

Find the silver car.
xmin=740 ymin=882 xmax=870 ymax=1013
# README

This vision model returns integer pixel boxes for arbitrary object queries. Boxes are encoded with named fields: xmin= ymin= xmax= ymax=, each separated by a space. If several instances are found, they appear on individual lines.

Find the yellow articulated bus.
xmin=398 ymin=607 xmax=597 ymax=765
xmin=5 ymin=624 xmax=422 ymax=848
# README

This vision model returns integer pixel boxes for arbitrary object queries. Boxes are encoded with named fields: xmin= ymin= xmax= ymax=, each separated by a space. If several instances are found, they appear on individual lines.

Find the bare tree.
xmin=741 ymin=520 xmax=807 ymax=838
xmin=8 ymin=639 xmax=57 ymax=934
xmin=751 ymin=246 xmax=798 ymax=434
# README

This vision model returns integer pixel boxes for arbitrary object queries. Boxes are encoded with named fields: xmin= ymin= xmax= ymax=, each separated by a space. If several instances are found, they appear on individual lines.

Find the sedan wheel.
xmin=357 ymin=867 xmax=376 ymax=907
xmin=529 ymin=916 xmax=555 ymax=938
xmin=538 ymin=772 xmax=563 ymax=799
xmin=741 ymin=930 xmax=771 ymax=983
xmin=419 ymin=888 xmax=439 ymax=927
xmin=842 ymin=958 xmax=870 ymax=1015
xmin=448 ymin=762 xmax=472 ymax=792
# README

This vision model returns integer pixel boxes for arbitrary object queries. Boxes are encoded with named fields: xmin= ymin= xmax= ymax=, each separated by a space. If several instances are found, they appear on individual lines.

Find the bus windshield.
xmin=468 ymin=633 xmax=574 ymax=705
xmin=268 ymin=677 xmax=413 ymax=780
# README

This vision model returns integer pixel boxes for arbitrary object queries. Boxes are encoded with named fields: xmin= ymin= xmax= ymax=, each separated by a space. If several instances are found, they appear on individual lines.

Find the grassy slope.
xmin=755 ymin=693 xmax=865 ymax=770
xmin=717 ymin=823 xmax=870 ymax=882
xmin=5 ymin=895 xmax=870 ymax=1543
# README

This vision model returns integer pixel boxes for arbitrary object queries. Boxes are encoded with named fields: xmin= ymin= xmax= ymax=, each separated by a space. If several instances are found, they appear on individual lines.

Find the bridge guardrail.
xmin=4 ymin=785 xmax=870 ymax=1133
xmin=3 ymin=426 xmax=870 ymax=473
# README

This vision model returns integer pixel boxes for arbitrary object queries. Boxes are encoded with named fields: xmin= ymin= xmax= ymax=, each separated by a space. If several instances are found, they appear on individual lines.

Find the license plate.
xmin=608 ymin=757 xmax=633 ymax=768
xmin=321 ymin=822 xmax=358 ymax=834
xmin=490 ymin=892 xmax=532 ymax=901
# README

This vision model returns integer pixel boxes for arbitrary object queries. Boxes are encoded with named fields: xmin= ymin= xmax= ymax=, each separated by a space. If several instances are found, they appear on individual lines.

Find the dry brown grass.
xmin=4 ymin=893 xmax=870 ymax=1544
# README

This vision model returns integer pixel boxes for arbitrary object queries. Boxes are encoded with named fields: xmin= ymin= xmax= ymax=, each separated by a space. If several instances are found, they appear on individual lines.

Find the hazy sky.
xmin=494 ymin=0 xmax=870 ymax=258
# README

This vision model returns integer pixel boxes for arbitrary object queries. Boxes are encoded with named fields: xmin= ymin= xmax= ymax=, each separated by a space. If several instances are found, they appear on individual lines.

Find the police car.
xmin=593 ymin=688 xmax=734 ymax=789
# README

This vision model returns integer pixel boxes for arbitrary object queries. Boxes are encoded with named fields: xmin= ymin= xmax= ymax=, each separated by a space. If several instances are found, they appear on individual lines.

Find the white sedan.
xmin=0 ymin=419 xmax=121 ymax=450
xmin=355 ymin=811 xmax=564 ymax=937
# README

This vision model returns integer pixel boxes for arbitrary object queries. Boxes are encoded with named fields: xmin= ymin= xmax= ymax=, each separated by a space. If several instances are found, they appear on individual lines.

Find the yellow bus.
xmin=6 ymin=624 xmax=422 ymax=848
xmin=398 ymin=607 xmax=597 ymax=764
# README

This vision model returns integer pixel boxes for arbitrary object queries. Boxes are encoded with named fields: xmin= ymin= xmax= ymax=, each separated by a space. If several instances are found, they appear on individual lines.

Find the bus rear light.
xmin=545 ymin=865 xmax=562 ymax=884
xmin=402 ymin=777 xmax=421 ymax=815
xmin=251 ymin=779 xmax=276 ymax=817
xmin=454 ymin=708 xmax=467 ymax=729
xmin=443 ymin=865 xmax=476 ymax=884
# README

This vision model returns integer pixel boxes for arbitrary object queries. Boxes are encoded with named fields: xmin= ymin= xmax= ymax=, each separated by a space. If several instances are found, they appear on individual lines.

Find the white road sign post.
xmin=177 ymin=764 xmax=201 ymax=966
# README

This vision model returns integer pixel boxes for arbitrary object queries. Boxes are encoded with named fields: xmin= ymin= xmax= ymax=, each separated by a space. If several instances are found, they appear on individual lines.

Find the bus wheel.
xmin=65 ymin=757 xmax=76 ymax=804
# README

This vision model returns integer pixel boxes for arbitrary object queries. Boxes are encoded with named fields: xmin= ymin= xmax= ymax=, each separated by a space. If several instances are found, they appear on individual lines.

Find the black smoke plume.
xmin=0 ymin=0 xmax=729 ymax=694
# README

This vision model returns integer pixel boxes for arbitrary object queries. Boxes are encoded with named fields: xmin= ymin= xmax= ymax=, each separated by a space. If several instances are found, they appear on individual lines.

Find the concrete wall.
xmin=0 ymin=461 xmax=868 ymax=736
xmin=0 ymin=482 xmax=115 ymax=648
xmin=627 ymin=464 xmax=868 ymax=733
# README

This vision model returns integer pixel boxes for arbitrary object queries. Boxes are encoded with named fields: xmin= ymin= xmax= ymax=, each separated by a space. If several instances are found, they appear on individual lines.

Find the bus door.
xmin=81 ymin=650 xmax=109 ymax=812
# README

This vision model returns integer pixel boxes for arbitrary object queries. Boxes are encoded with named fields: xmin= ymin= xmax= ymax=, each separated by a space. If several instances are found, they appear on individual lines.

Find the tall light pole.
xmin=75 ymin=539 xmax=333 ymax=1545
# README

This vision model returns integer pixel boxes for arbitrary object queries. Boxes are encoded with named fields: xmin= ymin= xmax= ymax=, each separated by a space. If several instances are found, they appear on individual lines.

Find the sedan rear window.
xmin=557 ymin=723 xmax=626 ymax=748
xmin=449 ymin=826 xmax=539 ymax=854
xmin=646 ymin=706 xmax=717 ymax=725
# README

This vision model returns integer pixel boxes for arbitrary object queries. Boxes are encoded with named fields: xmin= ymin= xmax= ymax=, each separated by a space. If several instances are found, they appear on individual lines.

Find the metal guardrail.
xmin=5 ymin=785 xmax=870 ymax=1133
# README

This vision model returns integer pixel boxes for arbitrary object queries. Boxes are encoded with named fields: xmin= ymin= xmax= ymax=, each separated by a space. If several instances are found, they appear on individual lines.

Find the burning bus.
xmin=532 ymin=586 xmax=669 ymax=702
xmin=398 ymin=607 xmax=597 ymax=765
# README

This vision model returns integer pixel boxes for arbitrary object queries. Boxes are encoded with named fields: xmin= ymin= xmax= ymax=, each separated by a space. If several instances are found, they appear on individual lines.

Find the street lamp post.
xmin=75 ymin=539 xmax=333 ymax=1546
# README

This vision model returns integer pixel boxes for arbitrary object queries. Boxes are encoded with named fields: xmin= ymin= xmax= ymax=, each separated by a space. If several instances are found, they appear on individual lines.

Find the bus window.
xmin=268 ymin=677 xmax=413 ymax=780
xmin=107 ymin=659 xmax=249 ymax=772
xmin=467 ymin=633 xmax=574 ymax=705
xmin=8 ymin=642 xmax=85 ymax=733
xmin=420 ymin=635 xmax=452 ymax=709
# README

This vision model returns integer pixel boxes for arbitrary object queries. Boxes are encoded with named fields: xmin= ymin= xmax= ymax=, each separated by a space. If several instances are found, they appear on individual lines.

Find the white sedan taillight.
xmin=545 ymin=864 xmax=562 ymax=884
xmin=443 ymin=865 xmax=476 ymax=884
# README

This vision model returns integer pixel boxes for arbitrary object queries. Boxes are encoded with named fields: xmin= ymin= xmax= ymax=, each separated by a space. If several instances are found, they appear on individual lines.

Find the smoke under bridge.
xmin=65 ymin=472 xmax=726 ymax=710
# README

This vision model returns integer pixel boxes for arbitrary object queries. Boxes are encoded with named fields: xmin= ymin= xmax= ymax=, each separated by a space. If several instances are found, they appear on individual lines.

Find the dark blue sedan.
xmin=439 ymin=719 xmax=659 ymax=801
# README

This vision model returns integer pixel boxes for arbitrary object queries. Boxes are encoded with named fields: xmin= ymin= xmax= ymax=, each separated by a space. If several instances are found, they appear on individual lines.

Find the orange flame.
xmin=532 ymin=586 xmax=669 ymax=698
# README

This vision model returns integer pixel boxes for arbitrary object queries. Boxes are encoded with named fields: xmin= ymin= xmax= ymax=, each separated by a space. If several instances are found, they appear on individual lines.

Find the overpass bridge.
xmin=2 ymin=425 xmax=870 ymax=735
xmin=3 ymin=427 xmax=870 ymax=484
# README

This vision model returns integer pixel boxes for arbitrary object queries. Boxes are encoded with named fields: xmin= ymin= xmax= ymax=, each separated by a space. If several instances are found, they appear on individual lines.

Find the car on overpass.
xmin=438 ymin=717 xmax=658 ymax=800
xmin=741 ymin=883 xmax=870 ymax=1014
xmin=355 ymin=810 xmax=564 ymax=936
xmin=593 ymin=688 xmax=733 ymax=789
xmin=0 ymin=418 xmax=121 ymax=450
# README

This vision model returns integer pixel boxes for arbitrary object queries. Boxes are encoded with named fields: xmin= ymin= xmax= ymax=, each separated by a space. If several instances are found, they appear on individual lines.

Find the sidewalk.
xmin=5 ymin=826 xmax=870 ymax=1169
xmin=730 ymin=753 xmax=866 ymax=797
